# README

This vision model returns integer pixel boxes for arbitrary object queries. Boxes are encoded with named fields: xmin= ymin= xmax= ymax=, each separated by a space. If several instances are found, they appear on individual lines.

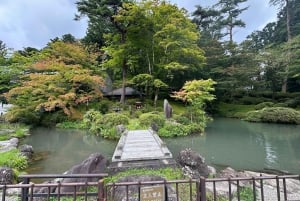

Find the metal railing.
xmin=1 ymin=174 xmax=299 ymax=201
xmin=1 ymin=173 xmax=107 ymax=201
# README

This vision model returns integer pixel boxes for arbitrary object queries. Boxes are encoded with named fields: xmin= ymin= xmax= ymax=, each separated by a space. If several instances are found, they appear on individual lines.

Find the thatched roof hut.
xmin=104 ymin=87 xmax=142 ymax=97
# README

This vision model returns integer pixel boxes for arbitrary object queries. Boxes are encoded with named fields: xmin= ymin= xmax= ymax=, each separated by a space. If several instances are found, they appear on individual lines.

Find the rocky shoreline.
xmin=1 ymin=147 xmax=300 ymax=200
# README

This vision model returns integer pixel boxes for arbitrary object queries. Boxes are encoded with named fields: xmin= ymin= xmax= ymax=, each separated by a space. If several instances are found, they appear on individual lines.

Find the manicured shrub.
xmin=139 ymin=112 xmax=165 ymax=128
xmin=158 ymin=121 xmax=187 ymax=137
xmin=284 ymin=97 xmax=300 ymax=108
xmin=239 ymin=96 xmax=269 ymax=105
xmin=185 ymin=123 xmax=204 ymax=135
xmin=82 ymin=109 xmax=103 ymax=128
xmin=245 ymin=107 xmax=300 ymax=124
xmin=173 ymin=114 xmax=190 ymax=125
xmin=101 ymin=113 xmax=129 ymax=127
xmin=254 ymin=102 xmax=274 ymax=110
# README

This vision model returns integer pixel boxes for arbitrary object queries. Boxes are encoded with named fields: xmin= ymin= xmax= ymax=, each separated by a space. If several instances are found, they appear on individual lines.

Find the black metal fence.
xmin=0 ymin=174 xmax=299 ymax=201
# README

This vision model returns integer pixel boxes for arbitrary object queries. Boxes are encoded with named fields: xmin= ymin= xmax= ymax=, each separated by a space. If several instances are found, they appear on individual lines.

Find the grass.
xmin=0 ymin=149 xmax=28 ymax=170
xmin=216 ymin=102 xmax=256 ymax=118
xmin=104 ymin=167 xmax=183 ymax=184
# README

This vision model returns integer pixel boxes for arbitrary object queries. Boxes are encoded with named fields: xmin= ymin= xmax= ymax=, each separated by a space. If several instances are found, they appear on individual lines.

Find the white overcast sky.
xmin=0 ymin=0 xmax=278 ymax=51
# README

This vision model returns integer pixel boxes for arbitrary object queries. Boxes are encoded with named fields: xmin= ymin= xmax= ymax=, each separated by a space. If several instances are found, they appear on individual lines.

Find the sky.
xmin=0 ymin=0 xmax=278 ymax=51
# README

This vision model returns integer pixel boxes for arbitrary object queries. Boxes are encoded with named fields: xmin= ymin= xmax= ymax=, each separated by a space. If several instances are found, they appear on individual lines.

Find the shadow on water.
xmin=22 ymin=118 xmax=300 ymax=174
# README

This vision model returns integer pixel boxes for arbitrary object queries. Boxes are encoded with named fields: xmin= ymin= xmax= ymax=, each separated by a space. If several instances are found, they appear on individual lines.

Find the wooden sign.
xmin=140 ymin=185 xmax=165 ymax=201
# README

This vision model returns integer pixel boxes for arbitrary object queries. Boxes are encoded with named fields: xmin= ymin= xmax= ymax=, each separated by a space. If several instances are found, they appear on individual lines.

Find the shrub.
xmin=185 ymin=123 xmax=204 ymax=135
xmin=245 ymin=107 xmax=300 ymax=124
xmin=158 ymin=121 xmax=187 ymax=137
xmin=173 ymin=115 xmax=190 ymax=125
xmin=254 ymin=102 xmax=274 ymax=110
xmin=101 ymin=113 xmax=129 ymax=127
xmin=82 ymin=109 xmax=103 ymax=128
xmin=239 ymin=96 xmax=269 ymax=105
xmin=101 ymin=127 xmax=119 ymax=140
xmin=284 ymin=97 xmax=300 ymax=108
xmin=0 ymin=149 xmax=28 ymax=170
xmin=139 ymin=113 xmax=165 ymax=128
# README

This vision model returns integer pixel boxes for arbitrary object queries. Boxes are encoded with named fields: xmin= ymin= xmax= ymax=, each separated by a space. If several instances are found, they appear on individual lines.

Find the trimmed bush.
xmin=101 ymin=113 xmax=129 ymax=127
xmin=245 ymin=107 xmax=300 ymax=124
xmin=83 ymin=109 xmax=103 ymax=128
xmin=254 ymin=102 xmax=274 ymax=110
xmin=158 ymin=121 xmax=187 ymax=137
xmin=185 ymin=123 xmax=205 ymax=135
xmin=139 ymin=113 xmax=165 ymax=128
xmin=239 ymin=96 xmax=269 ymax=105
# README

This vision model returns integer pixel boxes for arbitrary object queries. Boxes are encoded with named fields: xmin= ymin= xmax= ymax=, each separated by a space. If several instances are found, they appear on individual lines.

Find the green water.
xmin=23 ymin=118 xmax=300 ymax=174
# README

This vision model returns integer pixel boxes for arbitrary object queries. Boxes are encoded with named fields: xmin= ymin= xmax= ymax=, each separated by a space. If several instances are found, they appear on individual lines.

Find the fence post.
xmin=98 ymin=179 xmax=105 ymax=201
xmin=200 ymin=177 xmax=206 ymax=201
xmin=21 ymin=177 xmax=30 ymax=201
xmin=2 ymin=184 xmax=6 ymax=201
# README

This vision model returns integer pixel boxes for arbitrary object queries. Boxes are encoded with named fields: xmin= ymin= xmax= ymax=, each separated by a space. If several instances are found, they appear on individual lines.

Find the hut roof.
xmin=105 ymin=87 xmax=141 ymax=96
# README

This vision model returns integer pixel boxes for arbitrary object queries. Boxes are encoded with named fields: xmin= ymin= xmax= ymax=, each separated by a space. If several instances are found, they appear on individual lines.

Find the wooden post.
xmin=200 ymin=177 xmax=206 ymax=201
xmin=98 ymin=179 xmax=105 ymax=201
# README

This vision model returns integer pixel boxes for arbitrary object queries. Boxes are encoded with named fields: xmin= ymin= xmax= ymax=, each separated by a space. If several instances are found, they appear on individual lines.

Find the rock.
xmin=111 ymin=175 xmax=177 ymax=201
xmin=163 ymin=99 xmax=173 ymax=119
xmin=176 ymin=148 xmax=210 ymax=178
xmin=58 ymin=153 xmax=108 ymax=193
xmin=19 ymin=144 xmax=34 ymax=158
xmin=0 ymin=129 xmax=15 ymax=135
xmin=0 ymin=167 xmax=14 ymax=185
xmin=32 ymin=153 xmax=109 ymax=197
xmin=0 ymin=138 xmax=19 ymax=153
xmin=116 ymin=125 xmax=126 ymax=135
xmin=206 ymin=168 xmax=300 ymax=201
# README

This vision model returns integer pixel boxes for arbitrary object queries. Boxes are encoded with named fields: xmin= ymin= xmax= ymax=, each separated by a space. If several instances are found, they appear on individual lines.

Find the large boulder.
xmin=176 ymin=148 xmax=210 ymax=178
xmin=163 ymin=99 xmax=173 ymax=119
xmin=58 ymin=153 xmax=108 ymax=193
xmin=0 ymin=138 xmax=18 ymax=153
xmin=34 ymin=153 xmax=108 ymax=196
xmin=19 ymin=144 xmax=34 ymax=159
xmin=111 ymin=175 xmax=177 ymax=201
xmin=0 ymin=167 xmax=14 ymax=185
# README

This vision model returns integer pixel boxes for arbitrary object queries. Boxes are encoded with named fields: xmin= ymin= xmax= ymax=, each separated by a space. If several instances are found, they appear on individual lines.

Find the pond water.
xmin=22 ymin=118 xmax=300 ymax=174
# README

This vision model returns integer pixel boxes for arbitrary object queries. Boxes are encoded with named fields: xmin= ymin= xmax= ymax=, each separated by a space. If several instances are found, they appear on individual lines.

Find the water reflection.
xmin=22 ymin=128 xmax=117 ymax=174
xmin=165 ymin=118 xmax=300 ymax=174
xmin=23 ymin=118 xmax=300 ymax=174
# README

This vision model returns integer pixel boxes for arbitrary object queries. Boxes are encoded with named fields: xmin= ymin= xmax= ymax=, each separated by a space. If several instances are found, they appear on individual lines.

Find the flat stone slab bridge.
xmin=109 ymin=129 xmax=176 ymax=170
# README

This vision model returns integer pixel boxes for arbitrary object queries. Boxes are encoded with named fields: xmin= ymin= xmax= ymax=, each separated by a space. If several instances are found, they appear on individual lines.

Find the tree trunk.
xmin=120 ymin=32 xmax=127 ymax=104
xmin=282 ymin=0 xmax=291 ymax=93
xmin=120 ymin=59 xmax=127 ymax=104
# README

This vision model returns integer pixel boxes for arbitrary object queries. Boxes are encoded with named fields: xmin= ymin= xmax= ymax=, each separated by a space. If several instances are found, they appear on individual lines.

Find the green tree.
xmin=76 ymin=0 xmax=130 ymax=104
xmin=215 ymin=0 xmax=248 ymax=43
xmin=103 ymin=0 xmax=205 ymax=91
xmin=172 ymin=79 xmax=216 ymax=127
xmin=5 ymin=42 xmax=104 ymax=124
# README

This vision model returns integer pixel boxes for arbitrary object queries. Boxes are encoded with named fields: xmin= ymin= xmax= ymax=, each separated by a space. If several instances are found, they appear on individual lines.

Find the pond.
xmin=22 ymin=118 xmax=300 ymax=174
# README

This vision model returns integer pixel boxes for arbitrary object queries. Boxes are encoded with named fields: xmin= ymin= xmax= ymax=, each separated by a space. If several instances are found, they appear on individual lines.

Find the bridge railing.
xmin=1 ymin=174 xmax=299 ymax=201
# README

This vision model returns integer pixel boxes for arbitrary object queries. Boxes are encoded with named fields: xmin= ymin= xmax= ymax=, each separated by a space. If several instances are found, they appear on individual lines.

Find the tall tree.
xmin=76 ymin=0 xmax=129 ymax=104
xmin=0 ymin=40 xmax=8 ymax=65
xmin=270 ymin=0 xmax=291 ymax=41
xmin=103 ymin=0 xmax=205 ymax=93
xmin=215 ymin=0 xmax=248 ymax=43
